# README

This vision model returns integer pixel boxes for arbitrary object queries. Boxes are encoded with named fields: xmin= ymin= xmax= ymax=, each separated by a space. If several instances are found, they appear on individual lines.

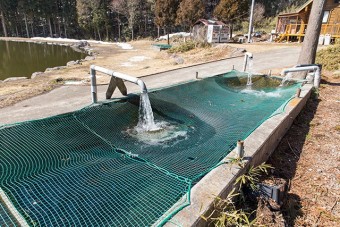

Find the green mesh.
xmin=0 ymin=199 xmax=17 ymax=226
xmin=0 ymin=70 xmax=300 ymax=226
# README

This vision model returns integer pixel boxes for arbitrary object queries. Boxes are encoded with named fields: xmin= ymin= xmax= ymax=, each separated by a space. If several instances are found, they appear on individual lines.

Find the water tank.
xmin=324 ymin=34 xmax=331 ymax=45
xmin=318 ymin=35 xmax=324 ymax=45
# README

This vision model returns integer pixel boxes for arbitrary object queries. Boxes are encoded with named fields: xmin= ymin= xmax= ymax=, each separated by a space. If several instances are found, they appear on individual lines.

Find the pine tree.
xmin=213 ymin=0 xmax=248 ymax=38
xmin=176 ymin=0 xmax=205 ymax=30
xmin=154 ymin=0 xmax=180 ymax=34
xmin=213 ymin=0 xmax=248 ymax=23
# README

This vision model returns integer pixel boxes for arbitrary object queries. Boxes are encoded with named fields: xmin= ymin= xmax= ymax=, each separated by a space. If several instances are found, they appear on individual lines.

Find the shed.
xmin=192 ymin=19 xmax=230 ymax=43
xmin=276 ymin=0 xmax=340 ymax=42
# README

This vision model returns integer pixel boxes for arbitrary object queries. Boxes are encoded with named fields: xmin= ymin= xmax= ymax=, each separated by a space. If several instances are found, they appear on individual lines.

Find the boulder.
xmin=31 ymin=72 xmax=44 ymax=79
xmin=84 ymin=56 xmax=95 ymax=61
xmin=4 ymin=77 xmax=28 ymax=82
xmin=67 ymin=60 xmax=80 ymax=66
xmin=173 ymin=56 xmax=184 ymax=65
xmin=73 ymin=41 xmax=90 ymax=48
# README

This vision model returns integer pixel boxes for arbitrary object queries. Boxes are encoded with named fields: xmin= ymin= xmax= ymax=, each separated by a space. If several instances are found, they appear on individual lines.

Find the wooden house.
xmin=192 ymin=19 xmax=230 ymax=43
xmin=275 ymin=0 xmax=340 ymax=42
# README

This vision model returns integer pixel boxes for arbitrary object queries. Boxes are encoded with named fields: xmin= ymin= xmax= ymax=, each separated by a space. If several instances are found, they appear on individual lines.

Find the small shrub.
xmin=168 ymin=41 xmax=211 ymax=54
xmin=316 ymin=44 xmax=340 ymax=71
xmin=168 ymin=41 xmax=196 ymax=53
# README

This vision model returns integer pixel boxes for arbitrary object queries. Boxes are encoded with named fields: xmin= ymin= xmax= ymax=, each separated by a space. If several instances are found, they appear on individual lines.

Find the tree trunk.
xmin=0 ymin=10 xmax=8 ymax=37
xmin=97 ymin=26 xmax=101 ymax=41
xmin=64 ymin=22 xmax=67 ymax=38
xmin=24 ymin=13 xmax=30 ymax=38
xmin=31 ymin=21 xmax=34 ymax=37
xmin=48 ymin=17 xmax=53 ymax=37
xmin=296 ymin=0 xmax=326 ymax=79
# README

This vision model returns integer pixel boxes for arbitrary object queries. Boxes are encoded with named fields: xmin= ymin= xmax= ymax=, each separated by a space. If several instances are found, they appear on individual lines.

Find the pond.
xmin=0 ymin=40 xmax=87 ymax=80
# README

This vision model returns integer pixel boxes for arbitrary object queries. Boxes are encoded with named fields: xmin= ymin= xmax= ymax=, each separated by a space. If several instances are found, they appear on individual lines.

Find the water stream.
xmin=137 ymin=93 xmax=157 ymax=132
xmin=246 ymin=58 xmax=254 ymax=86
xmin=126 ymin=93 xmax=189 ymax=145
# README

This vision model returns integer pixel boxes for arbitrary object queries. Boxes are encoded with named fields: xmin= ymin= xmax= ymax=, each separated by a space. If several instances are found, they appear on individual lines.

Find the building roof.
xmin=193 ymin=19 xmax=226 ymax=26
xmin=278 ymin=0 xmax=313 ymax=17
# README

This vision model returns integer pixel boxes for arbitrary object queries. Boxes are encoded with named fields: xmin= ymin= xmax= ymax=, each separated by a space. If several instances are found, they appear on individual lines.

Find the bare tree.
xmin=111 ymin=0 xmax=140 ymax=40
xmin=296 ymin=0 xmax=326 ymax=79
xmin=253 ymin=3 xmax=265 ymax=28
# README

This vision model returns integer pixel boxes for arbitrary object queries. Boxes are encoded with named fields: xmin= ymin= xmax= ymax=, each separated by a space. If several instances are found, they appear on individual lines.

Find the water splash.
xmin=280 ymin=72 xmax=292 ymax=87
xmin=136 ymin=93 xmax=157 ymax=132
xmin=127 ymin=121 xmax=189 ymax=145
xmin=246 ymin=58 xmax=254 ymax=86
xmin=240 ymin=89 xmax=282 ymax=97
xmin=127 ymin=92 xmax=190 ymax=145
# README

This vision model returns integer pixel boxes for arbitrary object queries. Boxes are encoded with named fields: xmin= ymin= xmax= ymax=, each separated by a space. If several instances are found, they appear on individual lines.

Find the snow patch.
xmin=121 ymin=62 xmax=134 ymax=67
xmin=129 ymin=56 xmax=151 ymax=62
xmin=115 ymin=42 xmax=133 ymax=50
xmin=158 ymin=32 xmax=191 ymax=41
xmin=31 ymin=37 xmax=134 ymax=49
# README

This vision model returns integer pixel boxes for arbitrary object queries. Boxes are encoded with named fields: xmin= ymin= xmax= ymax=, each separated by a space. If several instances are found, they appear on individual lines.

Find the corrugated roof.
xmin=278 ymin=0 xmax=313 ymax=17
xmin=193 ymin=19 xmax=226 ymax=26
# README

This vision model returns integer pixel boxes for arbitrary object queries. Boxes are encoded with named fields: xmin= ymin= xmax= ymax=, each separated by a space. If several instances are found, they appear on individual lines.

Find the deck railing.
xmin=283 ymin=23 xmax=340 ymax=37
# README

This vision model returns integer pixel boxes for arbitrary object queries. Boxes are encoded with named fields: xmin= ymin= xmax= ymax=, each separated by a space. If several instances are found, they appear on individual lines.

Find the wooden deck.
xmin=277 ymin=23 xmax=340 ymax=42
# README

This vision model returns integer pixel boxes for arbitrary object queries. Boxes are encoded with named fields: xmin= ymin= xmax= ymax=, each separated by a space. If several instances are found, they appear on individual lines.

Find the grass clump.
xmin=201 ymin=162 xmax=273 ymax=226
xmin=316 ymin=42 xmax=340 ymax=71
xmin=168 ymin=41 xmax=211 ymax=53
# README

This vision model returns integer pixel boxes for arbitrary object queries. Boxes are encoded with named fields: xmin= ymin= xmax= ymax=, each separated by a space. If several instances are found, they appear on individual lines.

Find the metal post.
xmin=296 ymin=88 xmax=302 ymax=98
xmin=237 ymin=140 xmax=245 ymax=159
xmin=247 ymin=0 xmax=255 ymax=43
xmin=90 ymin=67 xmax=97 ymax=103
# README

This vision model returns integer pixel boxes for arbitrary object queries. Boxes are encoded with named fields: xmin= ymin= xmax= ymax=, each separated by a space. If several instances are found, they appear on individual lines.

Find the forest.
xmin=0 ymin=0 xmax=307 ymax=41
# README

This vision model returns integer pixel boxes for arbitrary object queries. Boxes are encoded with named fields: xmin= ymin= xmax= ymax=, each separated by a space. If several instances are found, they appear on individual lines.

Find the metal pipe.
xmin=90 ymin=67 xmax=97 ymax=103
xmin=247 ymin=0 xmax=255 ymax=43
xmin=281 ymin=65 xmax=321 ymax=87
xmin=237 ymin=140 xmax=245 ymax=159
xmin=90 ymin=65 xmax=148 ymax=103
xmin=243 ymin=52 xmax=253 ymax=72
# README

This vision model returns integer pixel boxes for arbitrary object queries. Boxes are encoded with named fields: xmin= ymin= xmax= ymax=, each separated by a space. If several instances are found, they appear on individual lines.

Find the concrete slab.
xmin=0 ymin=46 xmax=300 ymax=125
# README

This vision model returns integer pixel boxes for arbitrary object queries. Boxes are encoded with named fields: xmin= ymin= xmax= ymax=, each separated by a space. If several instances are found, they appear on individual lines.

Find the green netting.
xmin=0 ymin=199 xmax=17 ymax=226
xmin=0 ymin=70 xmax=300 ymax=226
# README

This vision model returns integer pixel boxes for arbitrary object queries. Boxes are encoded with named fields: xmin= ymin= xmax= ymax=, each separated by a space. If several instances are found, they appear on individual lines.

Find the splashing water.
xmin=246 ymin=58 xmax=254 ymax=86
xmin=137 ymin=93 xmax=157 ymax=132
xmin=128 ymin=92 xmax=190 ymax=145
xmin=280 ymin=72 xmax=292 ymax=87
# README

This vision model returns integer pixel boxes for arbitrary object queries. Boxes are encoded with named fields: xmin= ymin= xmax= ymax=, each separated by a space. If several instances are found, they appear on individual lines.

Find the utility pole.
xmin=247 ymin=0 xmax=255 ymax=43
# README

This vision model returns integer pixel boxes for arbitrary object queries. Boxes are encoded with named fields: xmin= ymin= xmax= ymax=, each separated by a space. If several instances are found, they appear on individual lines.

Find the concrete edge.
xmin=164 ymin=83 xmax=313 ymax=227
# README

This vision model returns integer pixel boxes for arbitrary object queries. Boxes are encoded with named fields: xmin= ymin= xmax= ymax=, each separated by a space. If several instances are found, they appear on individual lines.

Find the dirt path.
xmin=264 ymin=72 xmax=340 ymax=226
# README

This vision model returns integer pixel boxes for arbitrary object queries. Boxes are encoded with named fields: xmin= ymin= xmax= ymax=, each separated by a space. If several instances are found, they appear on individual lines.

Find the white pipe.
xmin=281 ymin=65 xmax=321 ymax=88
xmin=243 ymin=52 xmax=253 ymax=72
xmin=90 ymin=65 xmax=148 ymax=103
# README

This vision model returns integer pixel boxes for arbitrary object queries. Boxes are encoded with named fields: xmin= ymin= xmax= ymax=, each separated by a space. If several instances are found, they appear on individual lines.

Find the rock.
xmin=84 ymin=56 xmax=95 ymax=61
xmin=45 ymin=68 xmax=53 ymax=72
xmin=174 ymin=56 xmax=184 ymax=65
xmin=73 ymin=41 xmax=90 ymax=48
xmin=67 ymin=60 xmax=80 ymax=66
xmin=4 ymin=77 xmax=28 ymax=82
xmin=31 ymin=72 xmax=44 ymax=79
